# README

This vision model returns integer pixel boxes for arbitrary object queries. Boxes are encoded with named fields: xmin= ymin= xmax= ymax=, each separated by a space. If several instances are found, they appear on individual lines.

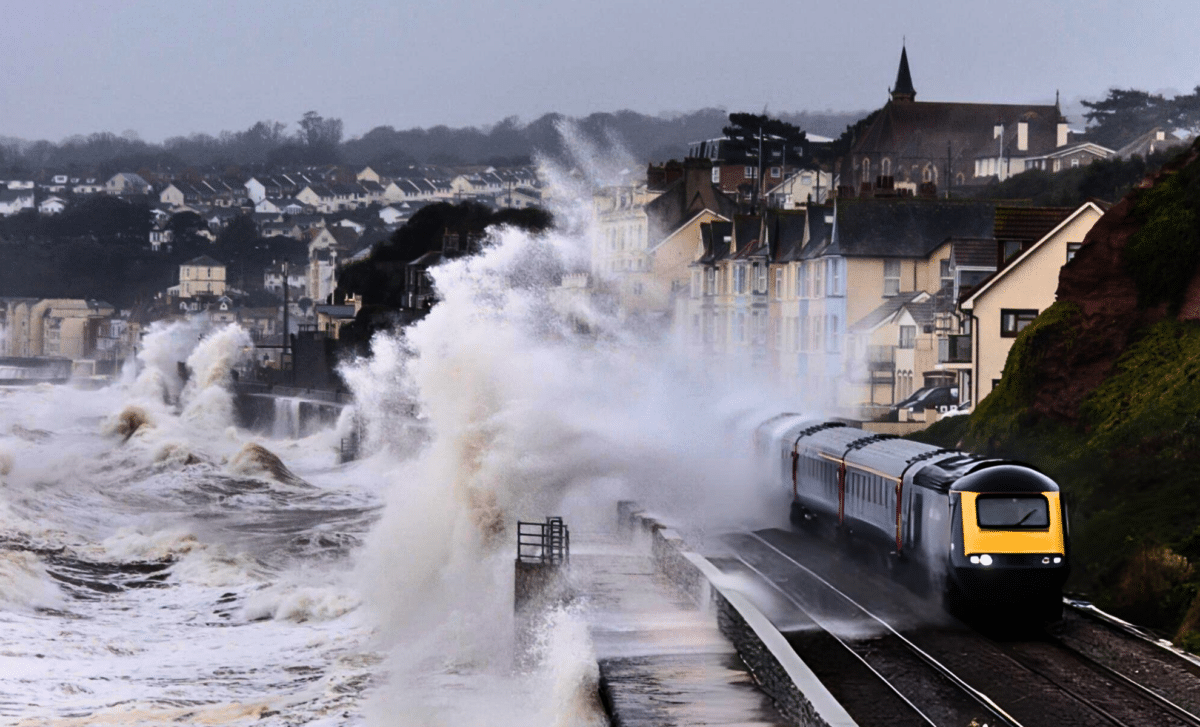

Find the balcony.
xmin=866 ymin=345 xmax=896 ymax=371
xmin=938 ymin=334 xmax=972 ymax=364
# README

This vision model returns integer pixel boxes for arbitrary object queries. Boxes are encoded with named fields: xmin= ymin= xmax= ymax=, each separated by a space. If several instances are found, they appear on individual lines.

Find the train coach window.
xmin=976 ymin=495 xmax=1049 ymax=529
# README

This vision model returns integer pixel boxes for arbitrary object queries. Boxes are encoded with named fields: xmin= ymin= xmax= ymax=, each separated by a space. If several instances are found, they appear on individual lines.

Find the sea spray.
xmin=0 ymin=550 xmax=63 ymax=611
xmin=180 ymin=324 xmax=253 ymax=431
xmin=130 ymin=317 xmax=210 ymax=404
xmin=350 ymin=223 xmax=784 ymax=723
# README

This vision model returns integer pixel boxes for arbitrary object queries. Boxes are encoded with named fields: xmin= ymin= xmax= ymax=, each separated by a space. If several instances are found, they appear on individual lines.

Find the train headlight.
xmin=979 ymin=554 xmax=993 ymax=566
xmin=1053 ymin=556 xmax=1062 ymax=564
xmin=969 ymin=555 xmax=980 ymax=564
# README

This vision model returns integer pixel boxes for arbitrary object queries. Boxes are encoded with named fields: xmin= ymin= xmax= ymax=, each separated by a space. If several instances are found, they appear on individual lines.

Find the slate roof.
xmin=184 ymin=255 xmax=224 ymax=267
xmin=765 ymin=209 xmax=808 ymax=263
xmin=994 ymin=206 xmax=1076 ymax=241
xmin=948 ymin=237 xmax=996 ymax=268
xmin=645 ymin=174 xmax=737 ymax=237
xmin=820 ymin=199 xmax=996 ymax=258
xmin=731 ymin=215 xmax=762 ymax=258
xmin=697 ymin=221 xmax=733 ymax=265
xmin=851 ymin=291 xmax=929 ymax=333
xmin=852 ymin=98 xmax=1064 ymax=170
xmin=0 ymin=189 xmax=33 ymax=202
xmin=893 ymin=46 xmax=916 ymax=99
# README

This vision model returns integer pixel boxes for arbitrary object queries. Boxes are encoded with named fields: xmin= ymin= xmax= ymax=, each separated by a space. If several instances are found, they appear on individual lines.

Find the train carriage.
xmin=757 ymin=414 xmax=1069 ymax=620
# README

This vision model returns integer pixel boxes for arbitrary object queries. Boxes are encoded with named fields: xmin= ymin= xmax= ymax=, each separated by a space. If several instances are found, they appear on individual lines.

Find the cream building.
xmin=959 ymin=201 xmax=1103 ymax=405
xmin=175 ymin=256 xmax=227 ymax=298
xmin=0 ymin=298 xmax=116 ymax=359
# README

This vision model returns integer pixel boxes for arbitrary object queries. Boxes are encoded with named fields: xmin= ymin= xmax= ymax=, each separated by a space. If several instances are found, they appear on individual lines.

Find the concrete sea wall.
xmin=616 ymin=501 xmax=855 ymax=727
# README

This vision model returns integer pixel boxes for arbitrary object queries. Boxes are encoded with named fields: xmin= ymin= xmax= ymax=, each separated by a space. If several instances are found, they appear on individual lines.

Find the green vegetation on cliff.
xmin=1123 ymin=161 xmax=1200 ymax=310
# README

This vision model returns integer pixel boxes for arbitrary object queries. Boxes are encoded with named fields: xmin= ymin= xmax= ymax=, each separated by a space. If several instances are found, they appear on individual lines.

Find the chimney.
xmin=994 ymin=124 xmax=1003 ymax=139
xmin=1056 ymin=122 xmax=1069 ymax=147
xmin=1017 ymin=122 xmax=1028 ymax=152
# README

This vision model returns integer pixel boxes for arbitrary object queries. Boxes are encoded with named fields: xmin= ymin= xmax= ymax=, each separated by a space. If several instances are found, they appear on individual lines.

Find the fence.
xmin=516 ymin=517 xmax=570 ymax=565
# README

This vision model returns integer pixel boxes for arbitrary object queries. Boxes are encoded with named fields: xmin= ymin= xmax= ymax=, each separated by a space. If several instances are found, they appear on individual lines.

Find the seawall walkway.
xmin=573 ymin=525 xmax=790 ymax=726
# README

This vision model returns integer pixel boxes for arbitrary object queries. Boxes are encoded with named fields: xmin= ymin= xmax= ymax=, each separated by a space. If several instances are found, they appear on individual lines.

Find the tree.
xmin=1082 ymin=89 xmax=1173 ymax=149
xmin=722 ymin=112 xmax=809 ymax=208
xmin=297 ymin=111 xmax=343 ymax=164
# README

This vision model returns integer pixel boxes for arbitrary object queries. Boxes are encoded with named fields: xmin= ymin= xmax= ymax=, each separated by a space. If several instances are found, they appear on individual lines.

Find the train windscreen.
xmin=976 ymin=494 xmax=1049 ymax=529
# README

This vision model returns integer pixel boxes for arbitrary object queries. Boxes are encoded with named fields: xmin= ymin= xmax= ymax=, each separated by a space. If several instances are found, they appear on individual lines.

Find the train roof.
xmin=786 ymin=420 xmax=994 ymax=490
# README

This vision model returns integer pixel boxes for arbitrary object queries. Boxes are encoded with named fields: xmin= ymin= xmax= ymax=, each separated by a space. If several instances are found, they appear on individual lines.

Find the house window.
xmin=827 ymin=259 xmax=842 ymax=296
xmin=706 ymin=267 xmax=716 ymax=294
xmin=940 ymin=259 xmax=952 ymax=286
xmin=801 ymin=173 xmax=813 ymax=185
xmin=1003 ymin=240 xmax=1022 ymax=262
xmin=1071 ymin=158 xmax=1080 ymax=168
xmin=883 ymin=260 xmax=901 ymax=296
xmin=770 ymin=167 xmax=781 ymax=178
xmin=756 ymin=264 xmax=768 ymax=293
xmin=1067 ymin=242 xmax=1082 ymax=262
xmin=735 ymin=264 xmax=747 ymax=294
xmin=745 ymin=166 xmax=757 ymax=179
xmin=813 ymin=263 xmax=823 ymax=298
xmin=691 ymin=271 xmax=701 ymax=298
xmin=899 ymin=325 xmax=916 ymax=349
xmin=1001 ymin=309 xmax=1038 ymax=337
xmin=775 ymin=268 xmax=784 ymax=299
xmin=712 ymin=167 xmax=720 ymax=183
xmin=797 ymin=263 xmax=806 ymax=297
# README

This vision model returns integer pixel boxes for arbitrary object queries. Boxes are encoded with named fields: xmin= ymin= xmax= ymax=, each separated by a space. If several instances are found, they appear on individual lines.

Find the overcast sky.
xmin=1 ymin=0 xmax=1195 ymax=142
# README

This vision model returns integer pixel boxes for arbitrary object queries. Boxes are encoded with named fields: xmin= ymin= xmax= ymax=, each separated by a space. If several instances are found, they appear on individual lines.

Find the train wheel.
xmin=1040 ymin=595 xmax=1064 ymax=623
xmin=789 ymin=501 xmax=806 ymax=526
xmin=942 ymin=577 xmax=966 ymax=617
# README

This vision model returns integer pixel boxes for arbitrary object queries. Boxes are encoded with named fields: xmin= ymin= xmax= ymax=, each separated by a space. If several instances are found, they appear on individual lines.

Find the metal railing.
xmin=517 ymin=517 xmax=570 ymax=565
xmin=938 ymin=334 xmax=972 ymax=364
xmin=866 ymin=344 xmax=896 ymax=370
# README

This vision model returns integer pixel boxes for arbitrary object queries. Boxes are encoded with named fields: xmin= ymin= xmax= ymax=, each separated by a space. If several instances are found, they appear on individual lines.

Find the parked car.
xmin=885 ymin=386 xmax=960 ymax=422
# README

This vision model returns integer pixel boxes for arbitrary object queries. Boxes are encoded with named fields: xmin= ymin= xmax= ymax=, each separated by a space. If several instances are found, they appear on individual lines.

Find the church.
xmin=843 ymin=47 xmax=1111 ymax=196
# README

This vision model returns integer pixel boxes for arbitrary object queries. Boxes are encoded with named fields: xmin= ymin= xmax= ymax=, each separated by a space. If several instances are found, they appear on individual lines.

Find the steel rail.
xmin=1040 ymin=630 xmax=1200 ymax=727
xmin=746 ymin=531 xmax=1025 ymax=727
xmin=730 ymin=554 xmax=938 ymax=727
xmin=752 ymin=531 xmax=1200 ymax=727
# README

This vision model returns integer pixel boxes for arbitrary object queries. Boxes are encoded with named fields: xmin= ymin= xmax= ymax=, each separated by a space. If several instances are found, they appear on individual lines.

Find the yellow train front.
xmin=946 ymin=464 xmax=1069 ymax=620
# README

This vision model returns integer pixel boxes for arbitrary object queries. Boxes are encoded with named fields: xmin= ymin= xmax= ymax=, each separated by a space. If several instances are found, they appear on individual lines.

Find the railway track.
xmin=718 ymin=528 xmax=1200 ymax=727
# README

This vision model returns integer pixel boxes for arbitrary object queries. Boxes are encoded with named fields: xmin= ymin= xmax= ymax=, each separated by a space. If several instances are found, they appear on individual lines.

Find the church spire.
xmin=891 ymin=45 xmax=916 ymax=102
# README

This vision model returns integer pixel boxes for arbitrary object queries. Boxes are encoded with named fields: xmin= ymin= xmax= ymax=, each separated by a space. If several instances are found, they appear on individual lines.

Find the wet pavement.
xmin=572 ymin=528 xmax=790 ymax=727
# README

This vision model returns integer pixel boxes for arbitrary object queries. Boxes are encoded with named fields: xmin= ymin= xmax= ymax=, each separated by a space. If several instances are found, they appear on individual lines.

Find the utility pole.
xmin=754 ymin=125 xmax=764 ymax=213
xmin=946 ymin=141 xmax=952 ymax=199
xmin=281 ymin=260 xmax=289 ymax=378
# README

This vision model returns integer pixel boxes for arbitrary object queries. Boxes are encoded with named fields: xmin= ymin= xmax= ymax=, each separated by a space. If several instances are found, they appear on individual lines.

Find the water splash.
xmin=341 ymin=131 xmax=800 ymax=725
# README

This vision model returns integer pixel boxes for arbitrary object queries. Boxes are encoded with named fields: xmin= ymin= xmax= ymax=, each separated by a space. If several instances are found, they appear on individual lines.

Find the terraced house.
xmin=680 ymin=199 xmax=998 ymax=414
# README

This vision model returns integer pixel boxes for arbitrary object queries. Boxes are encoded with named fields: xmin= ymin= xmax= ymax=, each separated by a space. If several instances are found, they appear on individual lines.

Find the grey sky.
xmin=1 ymin=0 xmax=1195 ymax=143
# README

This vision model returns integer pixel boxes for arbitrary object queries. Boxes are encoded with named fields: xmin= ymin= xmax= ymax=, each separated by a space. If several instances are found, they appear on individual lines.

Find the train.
xmin=754 ymin=414 xmax=1069 ymax=621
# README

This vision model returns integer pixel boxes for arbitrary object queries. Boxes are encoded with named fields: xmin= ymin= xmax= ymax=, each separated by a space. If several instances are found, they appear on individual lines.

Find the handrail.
xmin=516 ymin=516 xmax=570 ymax=565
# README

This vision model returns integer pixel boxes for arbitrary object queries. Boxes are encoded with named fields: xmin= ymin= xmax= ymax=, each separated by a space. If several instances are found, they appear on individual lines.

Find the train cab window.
xmin=976 ymin=495 xmax=1049 ymax=529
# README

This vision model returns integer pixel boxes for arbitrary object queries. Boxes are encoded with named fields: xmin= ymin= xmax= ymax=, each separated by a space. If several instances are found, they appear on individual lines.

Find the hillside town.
xmin=0 ymin=49 xmax=1192 ymax=428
